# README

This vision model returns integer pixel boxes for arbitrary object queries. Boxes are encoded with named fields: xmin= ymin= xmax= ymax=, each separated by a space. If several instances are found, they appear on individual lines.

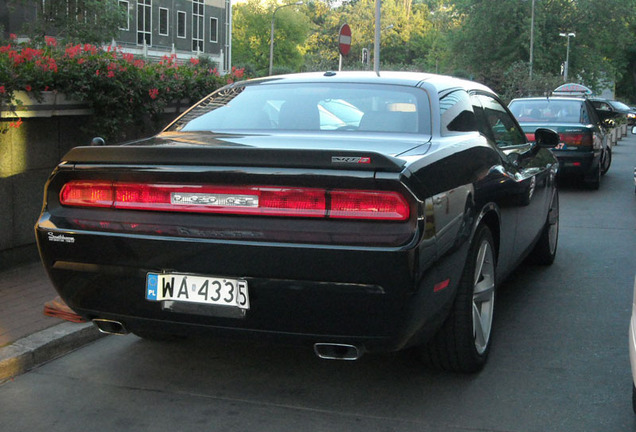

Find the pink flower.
xmin=190 ymin=57 xmax=200 ymax=65
xmin=45 ymin=36 xmax=57 ymax=47
xmin=107 ymin=71 xmax=115 ymax=78
xmin=9 ymin=34 xmax=17 ymax=40
xmin=25 ymin=85 xmax=32 ymax=92
xmin=0 ymin=86 xmax=5 ymax=94
xmin=233 ymin=67 xmax=245 ymax=79
xmin=149 ymin=88 xmax=159 ymax=100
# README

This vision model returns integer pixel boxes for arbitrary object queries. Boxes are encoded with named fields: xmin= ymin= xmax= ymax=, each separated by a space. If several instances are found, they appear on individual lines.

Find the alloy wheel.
xmin=472 ymin=240 xmax=495 ymax=355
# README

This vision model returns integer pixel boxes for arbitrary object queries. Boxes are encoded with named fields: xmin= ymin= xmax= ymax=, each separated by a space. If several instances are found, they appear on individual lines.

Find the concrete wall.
xmin=0 ymin=104 xmax=182 ymax=269
xmin=0 ymin=115 xmax=95 ymax=268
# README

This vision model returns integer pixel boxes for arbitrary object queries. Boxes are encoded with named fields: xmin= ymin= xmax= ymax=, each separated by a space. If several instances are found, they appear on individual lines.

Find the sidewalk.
xmin=0 ymin=260 xmax=104 ymax=382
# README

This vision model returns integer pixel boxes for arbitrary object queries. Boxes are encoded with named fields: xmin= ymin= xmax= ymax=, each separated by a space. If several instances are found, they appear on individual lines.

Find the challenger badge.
xmin=332 ymin=156 xmax=371 ymax=164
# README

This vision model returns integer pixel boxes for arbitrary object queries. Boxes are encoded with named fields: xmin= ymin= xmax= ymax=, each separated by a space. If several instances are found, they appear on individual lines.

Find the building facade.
xmin=0 ymin=0 xmax=232 ymax=72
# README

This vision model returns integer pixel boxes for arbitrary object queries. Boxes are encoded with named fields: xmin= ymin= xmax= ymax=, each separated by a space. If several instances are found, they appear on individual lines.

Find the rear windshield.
xmin=508 ymin=99 xmax=587 ymax=124
xmin=168 ymin=82 xmax=431 ymax=135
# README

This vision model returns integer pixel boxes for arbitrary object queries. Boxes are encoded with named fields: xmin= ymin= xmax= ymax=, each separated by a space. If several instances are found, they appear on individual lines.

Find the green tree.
xmin=301 ymin=0 xmax=342 ymax=71
xmin=449 ymin=0 xmax=636 ymax=96
xmin=448 ymin=0 xmax=530 ymax=88
xmin=304 ymin=0 xmax=444 ymax=71
xmin=233 ymin=0 xmax=310 ymax=76
xmin=231 ymin=0 xmax=636 ymax=101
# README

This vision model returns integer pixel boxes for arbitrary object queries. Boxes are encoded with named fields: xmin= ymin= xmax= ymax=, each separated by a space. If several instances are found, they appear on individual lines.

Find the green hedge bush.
xmin=1 ymin=35 xmax=245 ymax=140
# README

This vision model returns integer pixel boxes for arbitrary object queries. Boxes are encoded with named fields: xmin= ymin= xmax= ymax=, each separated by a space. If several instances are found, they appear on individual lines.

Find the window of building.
xmin=209 ymin=17 xmax=218 ymax=43
xmin=177 ymin=11 xmax=187 ymax=38
xmin=192 ymin=0 xmax=204 ymax=52
xmin=137 ymin=0 xmax=152 ymax=46
xmin=159 ymin=7 xmax=169 ymax=36
xmin=118 ymin=0 xmax=129 ymax=31
xmin=42 ymin=0 xmax=96 ymax=23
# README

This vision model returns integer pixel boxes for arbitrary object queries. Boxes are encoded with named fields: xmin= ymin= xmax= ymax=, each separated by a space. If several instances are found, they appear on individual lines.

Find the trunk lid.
xmin=62 ymin=131 xmax=431 ymax=172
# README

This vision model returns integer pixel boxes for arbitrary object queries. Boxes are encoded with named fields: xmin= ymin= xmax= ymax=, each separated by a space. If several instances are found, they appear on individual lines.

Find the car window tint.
xmin=439 ymin=90 xmax=478 ymax=135
xmin=581 ymin=103 xmax=592 ymax=124
xmin=593 ymin=101 xmax=612 ymax=111
xmin=473 ymin=94 xmax=525 ymax=148
xmin=168 ymin=83 xmax=431 ymax=135
xmin=509 ymin=99 xmax=584 ymax=124
xmin=610 ymin=100 xmax=631 ymax=111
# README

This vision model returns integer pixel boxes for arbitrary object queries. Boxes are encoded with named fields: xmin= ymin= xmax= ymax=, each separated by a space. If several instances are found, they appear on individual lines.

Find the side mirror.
xmin=534 ymin=128 xmax=560 ymax=148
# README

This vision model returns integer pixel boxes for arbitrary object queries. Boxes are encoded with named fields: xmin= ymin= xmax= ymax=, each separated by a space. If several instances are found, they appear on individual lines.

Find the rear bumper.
xmin=552 ymin=150 xmax=600 ymax=178
xmin=35 ymin=221 xmax=461 ymax=353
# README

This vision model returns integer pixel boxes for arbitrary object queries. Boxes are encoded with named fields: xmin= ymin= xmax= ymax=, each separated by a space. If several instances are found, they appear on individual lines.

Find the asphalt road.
xmin=2 ymin=133 xmax=635 ymax=432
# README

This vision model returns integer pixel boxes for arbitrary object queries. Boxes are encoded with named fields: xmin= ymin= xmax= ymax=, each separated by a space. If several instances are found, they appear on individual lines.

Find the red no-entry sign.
xmin=339 ymin=24 xmax=352 ymax=56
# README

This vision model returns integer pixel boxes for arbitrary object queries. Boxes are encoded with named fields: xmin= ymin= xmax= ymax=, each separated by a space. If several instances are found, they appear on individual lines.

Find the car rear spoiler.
xmin=61 ymin=146 xmax=407 ymax=172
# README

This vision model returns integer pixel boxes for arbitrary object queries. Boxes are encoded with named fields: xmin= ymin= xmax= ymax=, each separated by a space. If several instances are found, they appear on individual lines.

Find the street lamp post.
xmin=529 ymin=0 xmax=535 ymax=79
xmin=373 ymin=0 xmax=380 ymax=74
xmin=559 ymin=32 xmax=575 ymax=82
xmin=269 ymin=1 xmax=303 ymax=76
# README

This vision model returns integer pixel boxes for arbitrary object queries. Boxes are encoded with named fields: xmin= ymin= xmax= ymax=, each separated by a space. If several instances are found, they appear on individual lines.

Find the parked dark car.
xmin=590 ymin=97 xmax=636 ymax=125
xmin=36 ymin=72 xmax=560 ymax=373
xmin=508 ymin=96 xmax=611 ymax=189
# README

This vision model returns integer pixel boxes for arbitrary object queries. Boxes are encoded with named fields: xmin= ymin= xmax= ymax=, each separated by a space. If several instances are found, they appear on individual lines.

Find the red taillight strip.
xmin=59 ymin=181 xmax=410 ymax=221
xmin=559 ymin=132 xmax=593 ymax=146
xmin=329 ymin=190 xmax=409 ymax=220
xmin=59 ymin=181 xmax=114 ymax=208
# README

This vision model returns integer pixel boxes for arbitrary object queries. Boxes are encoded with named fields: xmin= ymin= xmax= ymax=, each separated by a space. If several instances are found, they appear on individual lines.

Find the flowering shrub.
xmin=0 ymin=36 xmax=246 ymax=140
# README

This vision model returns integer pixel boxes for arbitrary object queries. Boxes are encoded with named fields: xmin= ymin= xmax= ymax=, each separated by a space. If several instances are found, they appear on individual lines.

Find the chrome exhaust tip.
xmin=92 ymin=319 xmax=129 ymax=335
xmin=313 ymin=343 xmax=363 ymax=361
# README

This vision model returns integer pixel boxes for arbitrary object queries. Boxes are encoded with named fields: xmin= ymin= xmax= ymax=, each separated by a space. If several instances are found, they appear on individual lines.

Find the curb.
xmin=0 ymin=321 xmax=106 ymax=382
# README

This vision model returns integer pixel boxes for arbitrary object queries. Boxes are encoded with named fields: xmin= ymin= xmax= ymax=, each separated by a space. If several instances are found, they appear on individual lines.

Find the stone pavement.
xmin=0 ymin=262 xmax=59 ymax=347
xmin=0 ymin=260 xmax=103 ymax=382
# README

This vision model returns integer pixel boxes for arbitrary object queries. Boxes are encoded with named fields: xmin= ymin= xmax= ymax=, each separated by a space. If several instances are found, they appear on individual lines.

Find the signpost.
xmin=338 ymin=23 xmax=351 ymax=71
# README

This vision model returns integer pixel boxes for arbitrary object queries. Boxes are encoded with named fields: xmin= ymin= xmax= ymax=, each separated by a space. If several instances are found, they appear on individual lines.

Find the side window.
xmin=439 ymin=90 xmax=478 ymax=136
xmin=472 ymin=94 xmax=526 ymax=148
xmin=584 ymin=101 xmax=598 ymax=125
xmin=596 ymin=102 xmax=611 ymax=111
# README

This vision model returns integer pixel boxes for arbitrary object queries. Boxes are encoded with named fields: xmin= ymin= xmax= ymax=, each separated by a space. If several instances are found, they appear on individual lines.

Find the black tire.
xmin=420 ymin=225 xmax=496 ymax=373
xmin=601 ymin=147 xmax=612 ymax=175
xmin=529 ymin=190 xmax=559 ymax=265
xmin=632 ymin=384 xmax=636 ymax=414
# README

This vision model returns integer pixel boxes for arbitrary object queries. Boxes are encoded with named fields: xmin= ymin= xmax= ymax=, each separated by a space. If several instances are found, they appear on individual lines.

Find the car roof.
xmin=237 ymin=71 xmax=494 ymax=95
xmin=509 ymin=96 xmax=587 ymax=104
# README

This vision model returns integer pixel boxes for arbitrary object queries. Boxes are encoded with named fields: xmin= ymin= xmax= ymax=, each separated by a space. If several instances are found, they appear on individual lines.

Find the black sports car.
xmin=35 ymin=72 xmax=560 ymax=373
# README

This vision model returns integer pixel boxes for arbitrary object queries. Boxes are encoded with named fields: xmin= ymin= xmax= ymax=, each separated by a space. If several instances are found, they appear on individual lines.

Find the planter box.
xmin=1 ymin=91 xmax=92 ymax=118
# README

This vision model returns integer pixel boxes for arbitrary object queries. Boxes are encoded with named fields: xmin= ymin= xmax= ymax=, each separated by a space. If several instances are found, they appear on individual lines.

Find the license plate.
xmin=146 ymin=272 xmax=249 ymax=310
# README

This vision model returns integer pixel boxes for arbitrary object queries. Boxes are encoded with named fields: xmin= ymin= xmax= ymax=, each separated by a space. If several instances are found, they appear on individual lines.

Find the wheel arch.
xmin=474 ymin=204 xmax=501 ymax=265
